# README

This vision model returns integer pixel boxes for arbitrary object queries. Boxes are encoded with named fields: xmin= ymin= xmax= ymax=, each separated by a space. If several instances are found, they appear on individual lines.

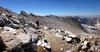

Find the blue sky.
xmin=0 ymin=0 xmax=100 ymax=16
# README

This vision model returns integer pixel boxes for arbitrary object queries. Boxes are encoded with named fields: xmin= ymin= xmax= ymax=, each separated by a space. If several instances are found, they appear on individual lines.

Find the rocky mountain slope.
xmin=0 ymin=7 xmax=100 ymax=52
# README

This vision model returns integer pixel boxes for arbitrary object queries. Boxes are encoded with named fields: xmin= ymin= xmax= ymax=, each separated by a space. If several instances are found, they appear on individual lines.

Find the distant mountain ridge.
xmin=0 ymin=7 xmax=100 ymax=34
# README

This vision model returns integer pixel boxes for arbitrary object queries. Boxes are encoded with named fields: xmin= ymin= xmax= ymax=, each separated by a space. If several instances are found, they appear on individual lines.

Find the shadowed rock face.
xmin=0 ymin=17 xmax=6 ymax=27
xmin=0 ymin=37 xmax=6 ymax=52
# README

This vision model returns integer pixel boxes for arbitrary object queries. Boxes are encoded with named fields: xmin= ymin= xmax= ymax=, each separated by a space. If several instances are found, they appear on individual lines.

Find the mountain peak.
xmin=20 ymin=10 xmax=29 ymax=16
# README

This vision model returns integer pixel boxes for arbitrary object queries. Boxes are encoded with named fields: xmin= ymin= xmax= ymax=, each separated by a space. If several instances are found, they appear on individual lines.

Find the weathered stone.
xmin=64 ymin=36 xmax=72 ymax=42
xmin=56 ymin=29 xmax=61 ymax=33
xmin=50 ymin=29 xmax=57 ymax=33
xmin=0 ymin=31 xmax=22 ymax=50
xmin=3 ymin=26 xmax=16 ymax=32
xmin=1 ymin=13 xmax=6 ymax=16
xmin=68 ymin=34 xmax=77 ymax=38
xmin=10 ymin=19 xmax=20 ymax=24
xmin=0 ymin=27 xmax=31 ymax=51
xmin=16 ymin=33 xmax=30 ymax=44
xmin=43 ymin=26 xmax=48 ymax=30
xmin=55 ymin=33 xmax=63 ymax=38
xmin=80 ymin=40 xmax=91 ymax=51
xmin=37 ymin=38 xmax=51 ymax=52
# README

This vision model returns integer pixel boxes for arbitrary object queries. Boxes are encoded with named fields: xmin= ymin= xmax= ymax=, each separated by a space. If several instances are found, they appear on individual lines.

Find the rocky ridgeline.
xmin=0 ymin=7 xmax=100 ymax=52
xmin=0 ymin=12 xmax=34 ymax=52
xmin=0 ymin=7 xmax=52 ymax=52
